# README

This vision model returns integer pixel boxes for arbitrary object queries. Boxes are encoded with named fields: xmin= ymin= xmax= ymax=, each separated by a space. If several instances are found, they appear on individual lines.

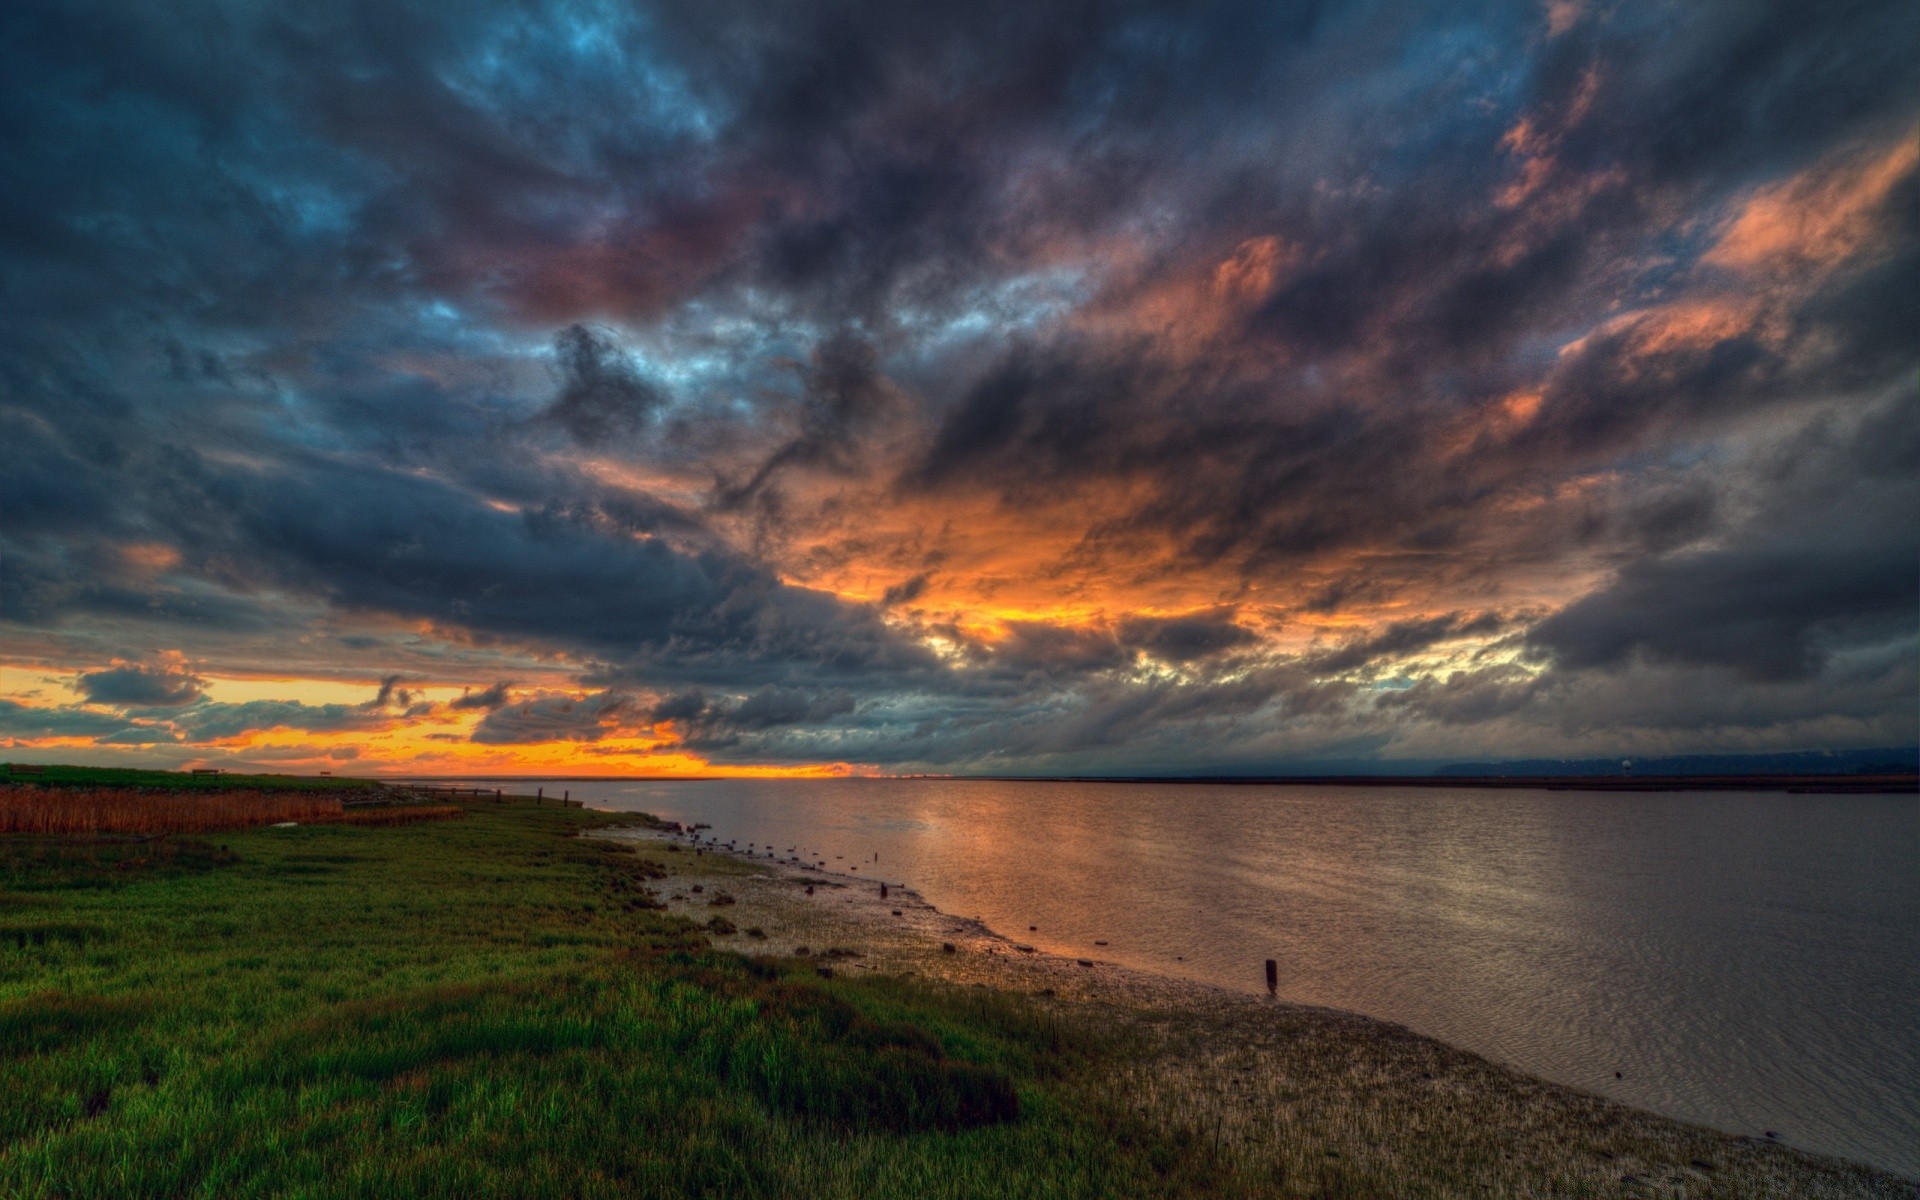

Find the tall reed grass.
xmin=0 ymin=787 xmax=460 ymax=836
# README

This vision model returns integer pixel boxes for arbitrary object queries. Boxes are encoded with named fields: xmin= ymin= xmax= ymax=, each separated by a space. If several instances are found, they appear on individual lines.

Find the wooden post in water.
xmin=880 ymin=883 xmax=889 ymax=899
xmin=1265 ymin=959 xmax=1278 ymax=995
xmin=537 ymin=787 xmax=543 ymax=804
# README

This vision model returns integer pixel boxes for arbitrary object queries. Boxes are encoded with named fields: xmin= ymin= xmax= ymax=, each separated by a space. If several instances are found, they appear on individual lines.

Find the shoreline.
xmin=598 ymin=823 xmax=1919 ymax=1198
xmin=370 ymin=773 xmax=1920 ymax=794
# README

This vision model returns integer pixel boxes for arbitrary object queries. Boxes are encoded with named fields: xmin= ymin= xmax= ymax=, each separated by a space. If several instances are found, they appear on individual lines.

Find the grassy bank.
xmin=0 ymin=798 xmax=1235 ymax=1198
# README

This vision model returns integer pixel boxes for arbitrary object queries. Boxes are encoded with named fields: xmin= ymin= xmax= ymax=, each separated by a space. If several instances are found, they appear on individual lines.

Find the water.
xmin=444 ymin=778 xmax=1920 ymax=1177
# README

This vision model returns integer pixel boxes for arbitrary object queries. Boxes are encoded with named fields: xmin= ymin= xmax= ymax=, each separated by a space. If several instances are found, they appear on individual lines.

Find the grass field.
xmin=0 ymin=764 xmax=370 ymax=792
xmin=0 ymin=797 xmax=1239 ymax=1199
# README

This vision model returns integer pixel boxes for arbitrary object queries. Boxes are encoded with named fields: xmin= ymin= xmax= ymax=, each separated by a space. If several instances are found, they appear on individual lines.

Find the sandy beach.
xmin=597 ymin=824 xmax=1919 ymax=1200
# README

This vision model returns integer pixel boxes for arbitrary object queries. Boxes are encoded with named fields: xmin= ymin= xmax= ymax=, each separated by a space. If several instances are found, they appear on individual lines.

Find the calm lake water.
xmin=447 ymin=778 xmax=1919 ymax=1177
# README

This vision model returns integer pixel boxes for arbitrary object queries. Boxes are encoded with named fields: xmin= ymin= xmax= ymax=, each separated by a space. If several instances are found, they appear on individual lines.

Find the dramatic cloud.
xmin=1117 ymin=613 xmax=1260 ymax=665
xmin=541 ymin=325 xmax=668 ymax=445
xmin=449 ymin=681 xmax=515 ymax=711
xmin=172 ymin=701 xmax=390 ymax=742
xmin=77 ymin=661 xmax=206 ymax=708
xmin=1530 ymin=387 xmax=1920 ymax=682
xmin=363 ymin=676 xmax=419 ymax=711
xmin=0 ymin=699 xmax=148 ymax=741
xmin=1 ymin=0 xmax=1914 ymax=773
xmin=1307 ymin=614 xmax=1511 ymax=678
xmin=470 ymin=692 xmax=634 ymax=745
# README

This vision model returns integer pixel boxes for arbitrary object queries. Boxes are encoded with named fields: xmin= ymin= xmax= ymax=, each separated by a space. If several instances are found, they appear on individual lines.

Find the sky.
xmin=1 ymin=0 xmax=1916 ymax=777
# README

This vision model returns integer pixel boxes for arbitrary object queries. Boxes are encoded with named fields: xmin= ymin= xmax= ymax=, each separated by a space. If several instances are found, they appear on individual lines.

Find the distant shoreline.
xmin=385 ymin=772 xmax=1919 ymax=793
xmin=948 ymin=773 xmax=1920 ymax=793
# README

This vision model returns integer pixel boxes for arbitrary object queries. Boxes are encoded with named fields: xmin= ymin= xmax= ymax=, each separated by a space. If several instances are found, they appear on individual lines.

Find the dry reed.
xmin=0 ymin=787 xmax=461 ymax=836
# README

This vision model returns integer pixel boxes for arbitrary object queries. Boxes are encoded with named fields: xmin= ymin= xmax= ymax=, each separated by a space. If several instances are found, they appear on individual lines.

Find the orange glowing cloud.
xmin=1495 ymin=67 xmax=1601 ymax=211
xmin=1705 ymin=135 xmax=1919 ymax=275
xmin=119 ymin=542 xmax=182 ymax=572
xmin=1543 ymin=0 xmax=1585 ymax=37
xmin=1070 ymin=233 xmax=1303 ymax=365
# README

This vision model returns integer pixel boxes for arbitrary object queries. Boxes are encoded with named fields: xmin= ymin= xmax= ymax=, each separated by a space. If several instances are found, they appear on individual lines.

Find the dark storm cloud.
xmin=172 ymin=701 xmax=388 ymax=741
xmin=1307 ymin=613 xmax=1508 ymax=677
xmin=886 ymin=1 xmax=1918 ymax=580
xmin=4 ymin=695 xmax=393 ymax=746
xmin=1531 ymin=385 xmax=1920 ymax=682
xmin=727 ymin=686 xmax=857 ymax=730
xmin=987 ymin=621 xmax=1129 ymax=677
xmin=658 ymin=684 xmax=860 ymax=751
xmin=362 ymin=676 xmax=417 ymax=711
xmin=1373 ymin=666 xmax=1546 ymax=729
xmin=975 ymin=612 xmax=1259 ymax=677
xmin=637 ymin=0 xmax=1342 ymax=322
xmin=470 ymin=692 xmax=632 ymax=744
xmin=133 ymin=444 xmax=935 ymax=685
xmin=540 ymin=325 xmax=667 ymax=445
xmin=0 ymin=699 xmax=147 ymax=741
xmin=449 ymin=681 xmax=514 ymax=711
xmin=1116 ymin=612 xmax=1259 ymax=664
xmin=77 ymin=662 xmax=206 ymax=708
xmin=648 ymin=690 xmax=710 ymax=724
xmin=94 ymin=725 xmax=186 ymax=745
xmin=2 ymin=0 xmax=1916 ymax=769
xmin=715 ymin=331 xmax=900 ymax=512
xmin=879 ymin=573 xmax=932 ymax=609
xmin=1560 ymin=0 xmax=1920 ymax=185
xmin=1530 ymin=545 xmax=1914 ymax=681
xmin=906 ymin=334 xmax=1459 ymax=573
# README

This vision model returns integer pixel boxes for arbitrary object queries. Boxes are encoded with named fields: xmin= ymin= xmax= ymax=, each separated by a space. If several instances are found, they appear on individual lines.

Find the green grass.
xmin=0 ymin=801 xmax=1216 ymax=1199
xmin=0 ymin=763 xmax=369 ymax=792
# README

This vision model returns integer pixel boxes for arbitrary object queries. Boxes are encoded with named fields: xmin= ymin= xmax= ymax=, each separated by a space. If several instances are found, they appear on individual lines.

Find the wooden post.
xmin=537 ymin=787 xmax=543 ymax=804
xmin=880 ymin=883 xmax=889 ymax=899
xmin=1265 ymin=959 xmax=1278 ymax=995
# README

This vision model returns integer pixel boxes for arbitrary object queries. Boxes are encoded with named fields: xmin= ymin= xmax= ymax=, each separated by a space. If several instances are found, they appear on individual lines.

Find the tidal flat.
xmin=1 ymin=796 xmax=1911 ymax=1198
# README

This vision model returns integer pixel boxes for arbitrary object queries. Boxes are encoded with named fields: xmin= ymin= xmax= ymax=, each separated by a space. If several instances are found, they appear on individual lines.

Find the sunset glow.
xmin=2 ymin=0 xmax=1914 ymax=776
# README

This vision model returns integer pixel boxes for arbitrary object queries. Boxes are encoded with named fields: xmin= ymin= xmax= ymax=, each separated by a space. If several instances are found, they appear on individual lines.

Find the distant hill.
xmin=1434 ymin=748 xmax=1916 ymax=778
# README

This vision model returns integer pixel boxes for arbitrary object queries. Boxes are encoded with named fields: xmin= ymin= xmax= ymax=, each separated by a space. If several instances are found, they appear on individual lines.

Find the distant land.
xmin=366 ymin=750 xmax=1919 ymax=794
xmin=962 ymin=747 xmax=1919 ymax=792
xmin=1433 ymin=747 xmax=1917 ymax=778
xmin=346 ymin=747 xmax=1920 ymax=793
